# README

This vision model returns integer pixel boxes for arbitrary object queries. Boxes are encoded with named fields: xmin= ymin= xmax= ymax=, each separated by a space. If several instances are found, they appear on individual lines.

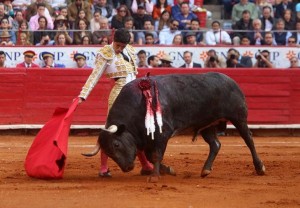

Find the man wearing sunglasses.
xmin=158 ymin=19 xmax=181 ymax=45
xmin=16 ymin=50 xmax=40 ymax=68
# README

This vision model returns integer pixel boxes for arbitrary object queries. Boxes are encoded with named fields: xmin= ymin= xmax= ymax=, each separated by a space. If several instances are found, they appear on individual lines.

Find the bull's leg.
xmin=200 ymin=126 xmax=221 ymax=177
xmin=233 ymin=121 xmax=265 ymax=175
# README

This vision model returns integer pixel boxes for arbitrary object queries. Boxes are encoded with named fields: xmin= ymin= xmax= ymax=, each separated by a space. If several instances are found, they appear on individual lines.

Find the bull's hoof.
xmin=256 ymin=164 xmax=266 ymax=175
xmin=160 ymin=165 xmax=176 ymax=176
xmin=98 ymin=170 xmax=112 ymax=178
xmin=201 ymin=169 xmax=211 ymax=177
xmin=147 ymin=175 xmax=160 ymax=183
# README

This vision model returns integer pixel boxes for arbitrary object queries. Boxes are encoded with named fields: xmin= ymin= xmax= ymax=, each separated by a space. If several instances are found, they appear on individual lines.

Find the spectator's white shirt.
xmin=159 ymin=28 xmax=181 ymax=45
xmin=205 ymin=30 xmax=232 ymax=45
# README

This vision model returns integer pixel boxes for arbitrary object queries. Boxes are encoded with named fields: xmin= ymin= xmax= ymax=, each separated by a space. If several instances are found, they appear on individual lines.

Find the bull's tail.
xmin=81 ymin=142 xmax=100 ymax=157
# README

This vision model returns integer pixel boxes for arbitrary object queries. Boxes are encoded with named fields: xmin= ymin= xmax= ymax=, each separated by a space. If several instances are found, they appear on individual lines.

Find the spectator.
xmin=0 ymin=3 xmax=13 ymax=27
xmin=124 ymin=16 xmax=135 ymax=30
xmin=172 ymin=33 xmax=183 ymax=45
xmin=3 ymin=0 xmax=14 ymax=18
xmin=145 ymin=33 xmax=156 ymax=44
xmin=136 ymin=19 xmax=158 ymax=45
xmin=132 ymin=5 xmax=153 ymax=30
xmin=41 ymin=52 xmax=65 ymax=68
xmin=261 ymin=31 xmax=277 ymax=45
xmin=152 ymin=0 xmax=171 ymax=22
xmin=205 ymin=21 xmax=232 ymax=45
xmin=129 ymin=31 xmax=135 ymax=44
xmin=26 ymin=0 xmax=53 ymax=22
xmin=73 ymin=19 xmax=92 ymax=45
xmin=12 ymin=0 xmax=31 ymax=12
xmin=33 ymin=16 xmax=53 ymax=45
xmin=240 ymin=35 xmax=251 ymax=45
xmin=159 ymin=19 xmax=181 ymax=45
xmin=188 ymin=18 xmax=204 ymax=45
xmin=0 ymin=17 xmax=16 ymax=44
xmin=99 ymin=36 xmax=110 ymax=45
xmin=232 ymin=0 xmax=258 ymax=23
xmin=73 ymin=53 xmax=91 ymax=68
xmin=92 ymin=17 xmax=111 ymax=44
xmin=67 ymin=0 xmax=92 ymax=28
xmin=274 ymin=0 xmax=295 ymax=20
xmin=171 ymin=0 xmax=187 ymax=19
xmin=12 ymin=10 xmax=24 ymax=31
xmin=260 ymin=6 xmax=274 ymax=31
xmin=174 ymin=2 xmax=197 ymax=30
xmin=220 ymin=0 xmax=239 ymax=19
xmin=0 ymin=30 xmax=13 ymax=46
xmin=137 ymin=50 xmax=148 ymax=68
xmin=232 ymin=10 xmax=254 ymax=45
xmin=248 ymin=18 xmax=264 ymax=45
xmin=0 ymin=50 xmax=8 ymax=68
xmin=273 ymin=18 xmax=292 ymax=45
xmin=159 ymin=54 xmax=173 ymax=67
xmin=35 ymin=32 xmax=54 ymax=46
xmin=154 ymin=10 xmax=171 ymax=31
xmin=147 ymin=55 xmax=160 ymax=68
xmin=74 ymin=9 xmax=88 ymax=27
xmin=53 ymin=15 xmax=72 ymax=42
xmin=18 ymin=20 xmax=32 ymax=44
xmin=253 ymin=49 xmax=274 ymax=68
xmin=283 ymin=9 xmax=295 ymax=30
xmin=180 ymin=51 xmax=202 ymax=68
xmin=204 ymin=49 xmax=226 ymax=68
xmin=90 ymin=11 xmax=102 ymax=33
xmin=112 ymin=0 xmax=132 ymax=10
xmin=81 ymin=35 xmax=92 ymax=45
xmin=184 ymin=32 xmax=197 ymax=45
xmin=59 ymin=7 xmax=69 ymax=20
xmin=255 ymin=0 xmax=274 ymax=18
xmin=93 ymin=0 xmax=114 ymax=22
xmin=54 ymin=33 xmax=70 ymax=45
xmin=131 ymin=0 xmax=154 ymax=15
xmin=287 ymin=36 xmax=297 ymax=46
xmin=226 ymin=48 xmax=253 ymax=68
xmin=29 ymin=3 xmax=54 ymax=31
xmin=289 ymin=56 xmax=299 ymax=68
xmin=17 ymin=32 xmax=32 ymax=46
xmin=111 ymin=5 xmax=131 ymax=29
xmin=16 ymin=50 xmax=40 ymax=68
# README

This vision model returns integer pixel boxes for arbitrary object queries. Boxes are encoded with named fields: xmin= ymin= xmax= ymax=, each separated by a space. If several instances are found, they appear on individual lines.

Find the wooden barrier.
xmin=0 ymin=68 xmax=299 ymax=126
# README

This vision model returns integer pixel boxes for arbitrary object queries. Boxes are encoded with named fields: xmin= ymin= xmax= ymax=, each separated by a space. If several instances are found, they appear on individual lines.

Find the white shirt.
xmin=159 ymin=28 xmax=181 ymax=45
xmin=205 ymin=30 xmax=232 ymax=45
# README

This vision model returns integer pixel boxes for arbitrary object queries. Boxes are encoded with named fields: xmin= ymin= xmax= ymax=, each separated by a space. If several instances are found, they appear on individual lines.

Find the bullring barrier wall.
xmin=0 ymin=68 xmax=299 ymax=130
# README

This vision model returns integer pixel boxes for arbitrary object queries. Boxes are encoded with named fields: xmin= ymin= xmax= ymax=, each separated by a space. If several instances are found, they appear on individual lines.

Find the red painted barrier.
xmin=0 ymin=68 xmax=299 ymax=125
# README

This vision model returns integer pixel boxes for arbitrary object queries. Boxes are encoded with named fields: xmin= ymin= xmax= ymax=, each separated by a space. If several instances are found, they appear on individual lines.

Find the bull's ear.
xmin=115 ymin=124 xmax=126 ymax=135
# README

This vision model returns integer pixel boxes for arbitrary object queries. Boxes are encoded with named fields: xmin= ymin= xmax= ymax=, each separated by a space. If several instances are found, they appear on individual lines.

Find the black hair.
xmin=147 ymin=55 xmax=156 ymax=65
xmin=137 ymin=50 xmax=146 ymax=55
xmin=114 ymin=28 xmax=131 ymax=44
xmin=0 ymin=51 xmax=5 ymax=57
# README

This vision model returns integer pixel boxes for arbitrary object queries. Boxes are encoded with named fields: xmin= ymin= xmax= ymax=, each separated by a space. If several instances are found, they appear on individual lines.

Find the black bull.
xmin=98 ymin=72 xmax=266 ymax=177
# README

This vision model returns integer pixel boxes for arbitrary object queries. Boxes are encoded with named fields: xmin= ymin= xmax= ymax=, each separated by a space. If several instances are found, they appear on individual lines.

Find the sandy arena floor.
xmin=0 ymin=135 xmax=299 ymax=208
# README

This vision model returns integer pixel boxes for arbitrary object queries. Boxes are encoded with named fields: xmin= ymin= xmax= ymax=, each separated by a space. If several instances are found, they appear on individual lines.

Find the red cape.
xmin=24 ymin=98 xmax=79 ymax=179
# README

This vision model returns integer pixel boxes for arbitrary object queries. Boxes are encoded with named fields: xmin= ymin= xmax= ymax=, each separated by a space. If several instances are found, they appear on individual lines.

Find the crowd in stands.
xmin=0 ymin=0 xmax=299 ymax=46
xmin=0 ymin=0 xmax=299 ymax=68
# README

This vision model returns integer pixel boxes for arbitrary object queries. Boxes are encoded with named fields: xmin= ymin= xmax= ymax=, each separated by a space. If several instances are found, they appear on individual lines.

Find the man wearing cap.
xmin=78 ymin=28 xmax=153 ymax=177
xmin=41 ymin=52 xmax=65 ymax=68
xmin=180 ymin=51 xmax=202 ymax=68
xmin=185 ymin=32 xmax=197 ymax=45
xmin=16 ymin=50 xmax=40 ymax=68
xmin=74 ymin=53 xmax=91 ymax=69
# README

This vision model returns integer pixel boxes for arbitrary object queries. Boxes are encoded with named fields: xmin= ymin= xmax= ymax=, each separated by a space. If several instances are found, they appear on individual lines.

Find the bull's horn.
xmin=81 ymin=143 xmax=100 ymax=157
xmin=100 ymin=125 xmax=118 ymax=133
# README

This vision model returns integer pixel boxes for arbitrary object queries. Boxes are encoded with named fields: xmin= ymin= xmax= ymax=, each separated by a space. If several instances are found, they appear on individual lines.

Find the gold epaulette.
xmin=98 ymin=45 xmax=114 ymax=60
xmin=126 ymin=44 xmax=136 ymax=56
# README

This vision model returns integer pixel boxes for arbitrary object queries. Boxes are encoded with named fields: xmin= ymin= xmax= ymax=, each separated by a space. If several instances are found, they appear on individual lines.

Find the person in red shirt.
xmin=16 ymin=50 xmax=40 ymax=68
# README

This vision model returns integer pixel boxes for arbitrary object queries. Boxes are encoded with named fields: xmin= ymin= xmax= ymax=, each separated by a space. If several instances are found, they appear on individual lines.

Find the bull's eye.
xmin=113 ymin=141 xmax=119 ymax=149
